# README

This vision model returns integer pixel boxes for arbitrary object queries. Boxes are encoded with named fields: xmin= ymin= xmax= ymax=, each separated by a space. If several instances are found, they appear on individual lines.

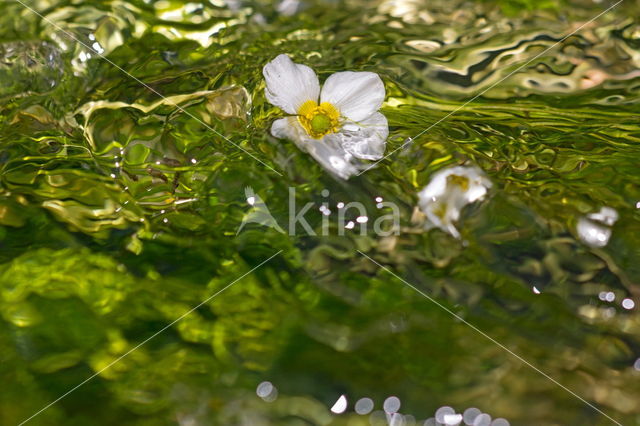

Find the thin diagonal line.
xmin=358 ymin=0 xmax=623 ymax=175
xmin=357 ymin=250 xmax=623 ymax=426
xmin=14 ymin=0 xmax=282 ymax=176
xmin=17 ymin=250 xmax=283 ymax=426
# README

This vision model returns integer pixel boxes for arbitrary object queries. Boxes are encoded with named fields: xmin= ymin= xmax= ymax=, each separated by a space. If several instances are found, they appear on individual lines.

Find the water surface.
xmin=1 ymin=0 xmax=640 ymax=425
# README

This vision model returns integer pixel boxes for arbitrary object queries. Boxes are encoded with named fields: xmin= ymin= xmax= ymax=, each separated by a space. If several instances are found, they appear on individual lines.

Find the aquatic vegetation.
xmin=264 ymin=54 xmax=388 ymax=179
xmin=1 ymin=0 xmax=640 ymax=425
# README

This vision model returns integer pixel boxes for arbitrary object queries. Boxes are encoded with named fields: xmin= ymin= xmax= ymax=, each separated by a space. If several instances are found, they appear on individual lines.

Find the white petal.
xmin=327 ymin=112 xmax=388 ymax=160
xmin=270 ymin=117 xmax=374 ymax=179
xmin=263 ymin=54 xmax=320 ymax=115
xmin=320 ymin=71 xmax=385 ymax=121
xmin=304 ymin=137 xmax=362 ymax=179
xmin=270 ymin=116 xmax=301 ymax=140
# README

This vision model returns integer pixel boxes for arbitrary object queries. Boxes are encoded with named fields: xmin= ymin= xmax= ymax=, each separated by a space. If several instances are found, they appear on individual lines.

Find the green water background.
xmin=1 ymin=0 xmax=640 ymax=424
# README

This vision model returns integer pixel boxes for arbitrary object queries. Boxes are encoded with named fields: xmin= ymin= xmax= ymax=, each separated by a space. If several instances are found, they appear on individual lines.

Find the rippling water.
xmin=1 ymin=0 xmax=640 ymax=425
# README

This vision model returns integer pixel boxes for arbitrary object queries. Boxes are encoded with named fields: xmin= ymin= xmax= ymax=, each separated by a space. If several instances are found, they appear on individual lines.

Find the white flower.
xmin=577 ymin=206 xmax=618 ymax=248
xmin=263 ymin=54 xmax=388 ymax=179
xmin=417 ymin=165 xmax=492 ymax=239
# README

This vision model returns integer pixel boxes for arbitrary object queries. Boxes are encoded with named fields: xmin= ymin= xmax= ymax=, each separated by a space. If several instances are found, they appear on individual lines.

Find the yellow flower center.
xmin=297 ymin=100 xmax=340 ymax=139
xmin=447 ymin=174 xmax=470 ymax=191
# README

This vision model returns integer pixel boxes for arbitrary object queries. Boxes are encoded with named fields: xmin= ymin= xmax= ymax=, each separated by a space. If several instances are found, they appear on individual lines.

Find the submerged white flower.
xmin=577 ymin=206 xmax=618 ymax=248
xmin=263 ymin=54 xmax=388 ymax=179
xmin=417 ymin=165 xmax=492 ymax=239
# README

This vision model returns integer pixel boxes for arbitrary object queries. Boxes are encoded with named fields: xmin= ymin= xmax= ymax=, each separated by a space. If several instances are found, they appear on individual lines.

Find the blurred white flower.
xmin=276 ymin=0 xmax=301 ymax=16
xmin=577 ymin=206 xmax=618 ymax=248
xmin=263 ymin=54 xmax=388 ymax=179
xmin=225 ymin=0 xmax=299 ymax=15
xmin=417 ymin=165 xmax=492 ymax=238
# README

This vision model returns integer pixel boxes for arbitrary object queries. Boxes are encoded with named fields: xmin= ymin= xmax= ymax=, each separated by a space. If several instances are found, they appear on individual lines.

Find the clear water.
xmin=1 ymin=0 xmax=640 ymax=425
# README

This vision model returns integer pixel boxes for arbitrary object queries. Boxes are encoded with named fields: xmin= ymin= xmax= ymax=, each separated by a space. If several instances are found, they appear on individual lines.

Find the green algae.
xmin=1 ymin=0 xmax=640 ymax=425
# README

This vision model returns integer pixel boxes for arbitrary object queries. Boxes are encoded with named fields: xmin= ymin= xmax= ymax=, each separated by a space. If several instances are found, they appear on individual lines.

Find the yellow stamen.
xmin=447 ymin=174 xmax=470 ymax=191
xmin=297 ymin=100 xmax=340 ymax=139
